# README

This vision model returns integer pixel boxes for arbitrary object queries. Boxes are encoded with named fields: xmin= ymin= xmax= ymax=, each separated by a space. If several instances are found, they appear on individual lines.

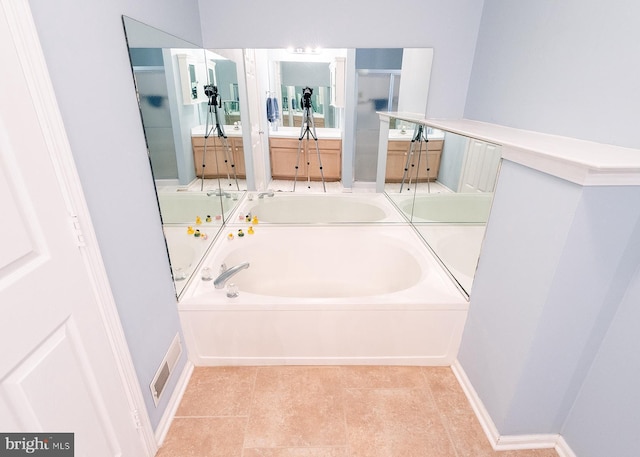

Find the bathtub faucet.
xmin=207 ymin=189 xmax=231 ymax=198
xmin=257 ymin=190 xmax=274 ymax=199
xmin=214 ymin=261 xmax=250 ymax=289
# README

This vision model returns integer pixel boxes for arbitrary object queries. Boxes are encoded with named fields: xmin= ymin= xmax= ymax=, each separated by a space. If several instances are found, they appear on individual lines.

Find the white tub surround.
xmin=237 ymin=193 xmax=405 ymax=224
xmin=377 ymin=113 xmax=640 ymax=187
xmin=179 ymin=225 xmax=468 ymax=366
xmin=396 ymin=193 xmax=493 ymax=224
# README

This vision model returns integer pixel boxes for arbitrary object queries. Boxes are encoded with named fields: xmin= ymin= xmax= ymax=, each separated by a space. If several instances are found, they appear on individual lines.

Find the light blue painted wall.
xmin=464 ymin=0 xmax=640 ymax=149
xmin=561 ymin=261 xmax=640 ymax=457
xmin=197 ymin=0 xmax=485 ymax=120
xmin=458 ymin=1 xmax=640 ymax=451
xmin=459 ymin=159 xmax=640 ymax=435
xmin=28 ymin=0 xmax=202 ymax=430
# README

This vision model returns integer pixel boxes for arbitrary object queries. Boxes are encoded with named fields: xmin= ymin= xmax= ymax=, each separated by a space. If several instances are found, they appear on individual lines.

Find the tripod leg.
xmin=308 ymin=112 xmax=326 ymax=192
xmin=399 ymin=143 xmax=414 ymax=193
xmin=293 ymin=134 xmax=304 ymax=192
xmin=220 ymin=136 xmax=239 ymax=190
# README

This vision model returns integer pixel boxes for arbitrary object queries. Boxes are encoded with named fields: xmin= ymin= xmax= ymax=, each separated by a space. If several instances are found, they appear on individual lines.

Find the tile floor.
xmin=157 ymin=366 xmax=559 ymax=457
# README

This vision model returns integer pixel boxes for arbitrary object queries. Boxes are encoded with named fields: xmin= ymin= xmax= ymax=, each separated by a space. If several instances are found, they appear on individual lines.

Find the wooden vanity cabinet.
xmin=192 ymin=136 xmax=245 ymax=179
xmin=269 ymin=137 xmax=341 ymax=181
xmin=385 ymin=139 xmax=443 ymax=182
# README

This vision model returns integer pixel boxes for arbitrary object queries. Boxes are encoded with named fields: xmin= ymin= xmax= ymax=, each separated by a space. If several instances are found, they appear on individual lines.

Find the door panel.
xmin=0 ymin=3 xmax=148 ymax=455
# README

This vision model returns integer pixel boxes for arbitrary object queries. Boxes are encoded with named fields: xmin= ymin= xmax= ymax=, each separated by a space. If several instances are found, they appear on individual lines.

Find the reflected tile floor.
xmin=157 ymin=366 xmax=559 ymax=457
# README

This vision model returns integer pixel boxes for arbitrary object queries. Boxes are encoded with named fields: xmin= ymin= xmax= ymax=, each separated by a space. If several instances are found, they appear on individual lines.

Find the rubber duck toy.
xmin=205 ymin=215 xmax=212 ymax=223
xmin=247 ymin=226 xmax=255 ymax=235
xmin=237 ymin=229 xmax=245 ymax=237
xmin=252 ymin=216 xmax=259 ymax=225
xmin=227 ymin=233 xmax=234 ymax=240
xmin=187 ymin=226 xmax=195 ymax=235
xmin=195 ymin=216 xmax=202 ymax=225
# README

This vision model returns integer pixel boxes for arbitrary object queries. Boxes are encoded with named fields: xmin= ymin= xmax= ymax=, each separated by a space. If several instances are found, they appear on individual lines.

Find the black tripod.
xmin=293 ymin=87 xmax=326 ymax=192
xmin=200 ymin=84 xmax=239 ymax=191
xmin=399 ymin=124 xmax=431 ymax=193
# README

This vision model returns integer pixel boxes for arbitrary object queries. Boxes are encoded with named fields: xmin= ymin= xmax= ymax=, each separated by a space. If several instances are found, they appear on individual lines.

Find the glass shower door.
xmin=354 ymin=70 xmax=400 ymax=182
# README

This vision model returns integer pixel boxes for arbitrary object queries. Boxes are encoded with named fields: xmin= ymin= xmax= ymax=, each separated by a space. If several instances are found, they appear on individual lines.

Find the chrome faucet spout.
xmin=213 ymin=261 xmax=250 ymax=289
xmin=207 ymin=189 xmax=231 ymax=197
xmin=258 ymin=190 xmax=274 ymax=199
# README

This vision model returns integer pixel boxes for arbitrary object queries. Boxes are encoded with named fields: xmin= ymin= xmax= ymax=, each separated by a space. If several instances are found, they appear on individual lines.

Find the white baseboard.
xmin=451 ymin=360 xmax=575 ymax=455
xmin=555 ymin=436 xmax=578 ymax=457
xmin=154 ymin=360 xmax=194 ymax=446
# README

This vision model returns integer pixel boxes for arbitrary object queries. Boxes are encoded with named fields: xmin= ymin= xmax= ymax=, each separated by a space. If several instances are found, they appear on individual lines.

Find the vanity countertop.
xmin=191 ymin=125 xmax=243 ymax=137
xmin=191 ymin=125 xmax=342 ymax=140
xmin=268 ymin=126 xmax=342 ymax=140
xmin=388 ymin=128 xmax=445 ymax=140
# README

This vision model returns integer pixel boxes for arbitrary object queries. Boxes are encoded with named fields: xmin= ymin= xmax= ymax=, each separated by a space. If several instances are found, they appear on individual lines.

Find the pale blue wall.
xmin=464 ymin=0 xmax=640 ymax=149
xmin=197 ymin=0 xmax=485 ymax=120
xmin=28 ymin=0 xmax=202 ymax=430
xmin=458 ymin=1 xmax=640 ymax=453
xmin=459 ymin=161 xmax=640 ymax=438
xmin=561 ymin=262 xmax=640 ymax=457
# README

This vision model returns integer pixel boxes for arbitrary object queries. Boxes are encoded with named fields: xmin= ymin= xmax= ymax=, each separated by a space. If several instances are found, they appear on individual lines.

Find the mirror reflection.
xmin=122 ymin=17 xmax=500 ymax=297
xmin=380 ymin=117 xmax=502 ymax=292
xmin=122 ymin=17 xmax=243 ymax=296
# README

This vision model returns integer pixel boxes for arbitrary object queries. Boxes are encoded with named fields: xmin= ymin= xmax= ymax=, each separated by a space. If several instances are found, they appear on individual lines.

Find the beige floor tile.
xmin=339 ymin=365 xmax=428 ymax=389
xmin=440 ymin=411 xmax=495 ymax=457
xmin=244 ymin=367 xmax=347 ymax=448
xmin=164 ymin=365 xmax=559 ymax=457
xmin=156 ymin=417 xmax=245 ymax=457
xmin=243 ymin=447 xmax=349 ymax=457
xmin=344 ymin=388 xmax=456 ymax=457
xmin=422 ymin=366 xmax=474 ymax=414
xmin=176 ymin=366 xmax=257 ymax=417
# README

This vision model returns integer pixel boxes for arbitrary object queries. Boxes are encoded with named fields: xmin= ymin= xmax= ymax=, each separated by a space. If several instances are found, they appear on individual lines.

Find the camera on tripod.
xmin=302 ymin=86 xmax=313 ymax=109
xmin=204 ymin=84 xmax=221 ymax=107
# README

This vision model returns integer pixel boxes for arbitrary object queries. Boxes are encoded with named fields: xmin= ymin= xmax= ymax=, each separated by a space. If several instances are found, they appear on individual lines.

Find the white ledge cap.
xmin=378 ymin=112 xmax=640 ymax=186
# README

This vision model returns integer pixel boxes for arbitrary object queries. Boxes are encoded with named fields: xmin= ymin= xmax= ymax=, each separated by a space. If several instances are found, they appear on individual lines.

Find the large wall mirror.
xmin=377 ymin=115 xmax=502 ymax=292
xmin=122 ymin=17 xmax=244 ymax=296
xmin=122 ymin=16 xmax=500 ymax=296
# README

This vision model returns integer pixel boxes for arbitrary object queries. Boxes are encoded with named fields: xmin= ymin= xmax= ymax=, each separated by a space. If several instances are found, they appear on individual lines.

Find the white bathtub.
xmin=163 ymin=225 xmax=218 ymax=295
xmin=237 ymin=193 xmax=405 ymax=223
xmin=157 ymin=190 xmax=240 ymax=224
xmin=415 ymin=225 xmax=486 ymax=293
xmin=178 ymin=225 xmax=468 ymax=366
xmin=399 ymin=193 xmax=493 ymax=223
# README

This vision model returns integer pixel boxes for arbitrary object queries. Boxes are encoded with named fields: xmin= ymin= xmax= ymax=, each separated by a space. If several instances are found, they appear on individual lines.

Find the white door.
xmin=243 ymin=49 xmax=269 ymax=190
xmin=0 ymin=2 xmax=150 ymax=456
xmin=458 ymin=138 xmax=502 ymax=193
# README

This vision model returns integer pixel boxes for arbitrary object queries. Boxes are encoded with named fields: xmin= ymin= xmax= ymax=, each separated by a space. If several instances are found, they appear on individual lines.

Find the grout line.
xmin=420 ymin=367 xmax=462 ymax=457
xmin=240 ymin=366 xmax=260 ymax=456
